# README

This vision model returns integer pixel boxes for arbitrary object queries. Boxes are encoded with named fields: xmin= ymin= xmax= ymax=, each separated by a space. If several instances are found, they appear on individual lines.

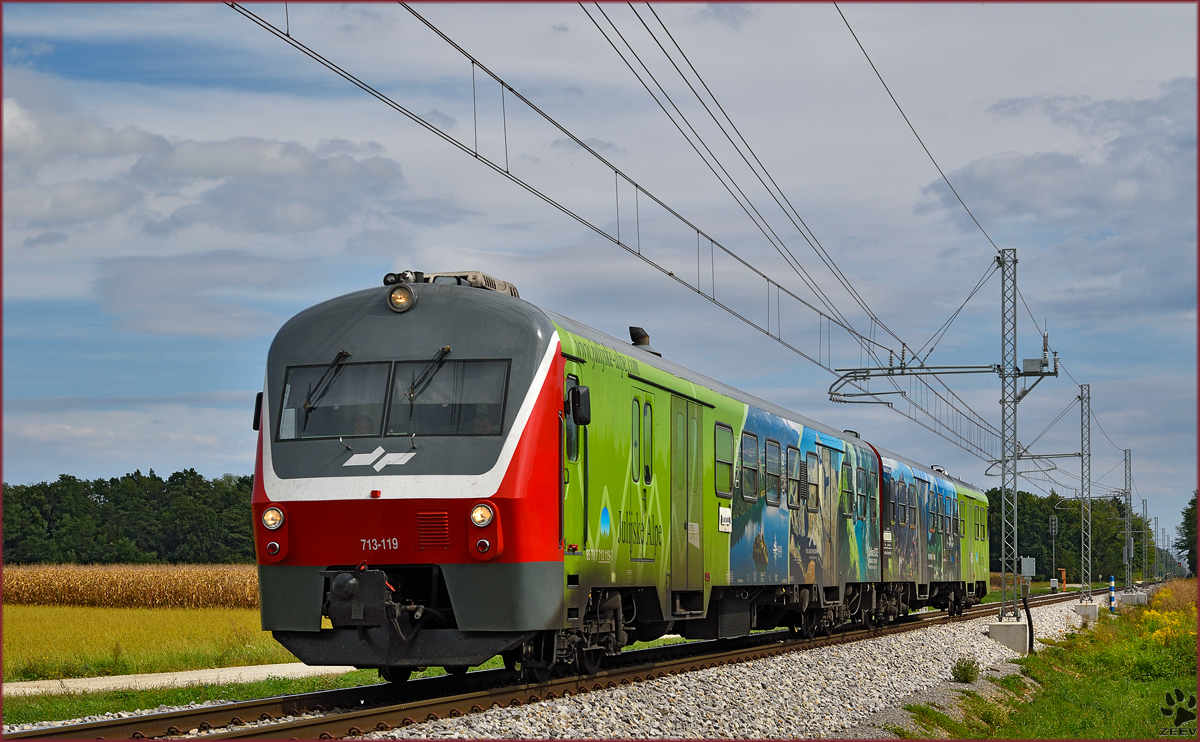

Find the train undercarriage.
xmin=278 ymin=565 xmax=989 ymax=683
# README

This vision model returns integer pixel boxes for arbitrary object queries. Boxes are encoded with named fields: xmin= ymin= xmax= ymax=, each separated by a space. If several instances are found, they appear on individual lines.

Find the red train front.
xmin=252 ymin=272 xmax=566 ymax=681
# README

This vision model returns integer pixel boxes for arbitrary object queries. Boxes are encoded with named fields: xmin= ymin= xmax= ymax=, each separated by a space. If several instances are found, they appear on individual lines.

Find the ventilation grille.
xmin=416 ymin=512 xmax=450 ymax=550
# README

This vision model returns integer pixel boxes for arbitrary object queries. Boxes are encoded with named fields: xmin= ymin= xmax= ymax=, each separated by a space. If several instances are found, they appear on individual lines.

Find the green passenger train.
xmin=252 ymin=270 xmax=990 ymax=682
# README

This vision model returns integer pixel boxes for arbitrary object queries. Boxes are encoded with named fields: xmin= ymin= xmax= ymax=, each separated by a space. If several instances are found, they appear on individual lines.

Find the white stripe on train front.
xmin=261 ymin=333 xmax=560 ymax=501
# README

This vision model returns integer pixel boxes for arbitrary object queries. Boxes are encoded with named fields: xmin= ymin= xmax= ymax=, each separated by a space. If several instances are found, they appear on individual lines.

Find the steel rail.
xmin=9 ymin=591 xmax=1080 ymax=740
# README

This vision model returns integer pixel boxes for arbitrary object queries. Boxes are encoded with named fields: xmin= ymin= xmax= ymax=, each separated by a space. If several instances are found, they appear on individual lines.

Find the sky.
xmin=3 ymin=3 xmax=1196 ymax=545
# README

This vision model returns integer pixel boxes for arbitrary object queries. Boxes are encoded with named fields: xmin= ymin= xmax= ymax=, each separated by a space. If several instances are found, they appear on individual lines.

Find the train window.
xmin=897 ymin=482 xmax=907 ymax=525
xmin=643 ymin=402 xmax=653 ymax=485
xmin=928 ymin=486 xmax=937 ymax=533
xmin=565 ymin=376 xmax=579 ymax=463
xmin=976 ymin=505 xmax=983 ymax=540
xmin=740 ymin=432 xmax=759 ymax=503
xmin=386 ymin=360 xmax=509 ymax=437
xmin=765 ymin=440 xmax=781 ymax=507
xmin=909 ymin=488 xmax=917 ymax=530
xmin=943 ymin=496 xmax=951 ymax=534
xmin=869 ymin=472 xmax=878 ymax=520
xmin=855 ymin=467 xmax=867 ymax=520
xmin=714 ymin=423 xmax=734 ymax=497
xmin=957 ymin=501 xmax=964 ymax=537
xmin=840 ymin=463 xmax=853 ymax=516
xmin=280 ymin=362 xmax=391 ymax=440
xmin=281 ymin=362 xmax=388 ymax=440
xmin=786 ymin=446 xmax=803 ymax=509
xmin=806 ymin=452 xmax=819 ymax=509
xmin=631 ymin=398 xmax=640 ymax=483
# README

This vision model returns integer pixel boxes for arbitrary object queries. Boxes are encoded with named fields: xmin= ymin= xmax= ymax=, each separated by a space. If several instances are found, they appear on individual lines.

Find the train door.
xmin=563 ymin=373 xmax=587 ymax=555
xmin=818 ymin=445 xmax=839 ymax=602
xmin=670 ymin=396 xmax=704 ymax=613
xmin=630 ymin=387 xmax=659 ymax=565
xmin=881 ymin=470 xmax=894 ymax=579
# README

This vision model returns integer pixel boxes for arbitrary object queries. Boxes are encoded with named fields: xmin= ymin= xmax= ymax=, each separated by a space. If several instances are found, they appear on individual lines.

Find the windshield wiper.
xmin=302 ymin=349 xmax=351 ymax=430
xmin=406 ymin=346 xmax=452 ymax=404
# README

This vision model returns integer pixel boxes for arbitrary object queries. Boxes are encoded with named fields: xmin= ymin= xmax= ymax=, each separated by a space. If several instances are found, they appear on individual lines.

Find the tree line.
xmin=3 ymin=470 xmax=254 ymax=564
xmin=1 ymin=469 xmax=1192 ymax=577
xmin=984 ymin=486 xmax=1187 ymax=582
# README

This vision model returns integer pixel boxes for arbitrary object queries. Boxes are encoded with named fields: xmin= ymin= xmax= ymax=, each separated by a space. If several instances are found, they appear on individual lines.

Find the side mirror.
xmin=570 ymin=385 xmax=591 ymax=426
xmin=253 ymin=391 xmax=263 ymax=431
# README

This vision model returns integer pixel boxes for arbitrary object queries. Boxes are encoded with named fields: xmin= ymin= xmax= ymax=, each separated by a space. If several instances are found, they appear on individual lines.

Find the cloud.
xmin=421 ymin=109 xmax=458 ymax=129
xmin=551 ymin=136 xmax=627 ymax=155
xmin=127 ymin=138 xmax=405 ymax=234
xmin=346 ymin=227 xmax=413 ymax=257
xmin=5 ymin=179 xmax=142 ymax=226
xmin=695 ymin=4 xmax=754 ymax=30
xmin=22 ymin=230 xmax=67 ymax=247
xmin=917 ymin=78 xmax=1196 ymax=231
xmin=914 ymin=79 xmax=1197 ymax=326
xmin=2 ymin=95 xmax=169 ymax=165
xmin=94 ymin=249 xmax=311 ymax=338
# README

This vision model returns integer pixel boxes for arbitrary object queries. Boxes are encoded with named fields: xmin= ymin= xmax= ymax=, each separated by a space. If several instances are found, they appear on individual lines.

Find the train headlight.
xmin=387 ymin=284 xmax=417 ymax=313
xmin=262 ymin=507 xmax=284 ymax=530
xmin=470 ymin=503 xmax=494 ymax=527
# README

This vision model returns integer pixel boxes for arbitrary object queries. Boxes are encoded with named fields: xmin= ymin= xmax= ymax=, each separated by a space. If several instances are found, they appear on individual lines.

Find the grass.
xmin=4 ymin=628 xmax=692 ymax=725
xmin=1 ymin=669 xmax=385 ymax=726
xmin=979 ymin=580 xmax=1112 ymax=604
xmin=889 ymin=577 xmax=1198 ymax=739
xmin=2 ymin=605 xmax=295 ymax=682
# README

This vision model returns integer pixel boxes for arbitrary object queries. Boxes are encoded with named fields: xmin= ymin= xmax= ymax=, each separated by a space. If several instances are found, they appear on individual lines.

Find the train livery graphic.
xmin=252 ymin=271 xmax=990 ymax=681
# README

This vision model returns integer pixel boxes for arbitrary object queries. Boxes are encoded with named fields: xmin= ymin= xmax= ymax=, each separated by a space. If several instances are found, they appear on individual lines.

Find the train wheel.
xmin=823 ymin=621 xmax=833 ymax=638
xmin=444 ymin=665 xmax=469 ymax=677
xmin=379 ymin=666 xmax=412 ymax=684
xmin=575 ymin=647 xmax=602 ymax=676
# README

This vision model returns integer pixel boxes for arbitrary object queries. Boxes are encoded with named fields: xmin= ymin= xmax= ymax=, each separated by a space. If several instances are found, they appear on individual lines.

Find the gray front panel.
xmin=440 ymin=561 xmax=564 ymax=631
xmin=266 ymin=284 xmax=555 ymax=480
xmin=259 ymin=565 xmax=325 ymax=632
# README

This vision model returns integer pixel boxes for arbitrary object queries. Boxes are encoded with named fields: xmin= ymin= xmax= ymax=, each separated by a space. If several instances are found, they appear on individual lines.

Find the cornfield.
xmin=4 ymin=564 xmax=259 ymax=609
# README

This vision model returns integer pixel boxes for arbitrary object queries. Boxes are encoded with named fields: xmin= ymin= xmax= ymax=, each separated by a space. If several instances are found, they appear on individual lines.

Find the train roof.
xmin=545 ymin=307 xmax=988 ymax=502
xmin=874 ymin=445 xmax=989 ymax=503
xmin=545 ymin=309 xmax=873 ymax=451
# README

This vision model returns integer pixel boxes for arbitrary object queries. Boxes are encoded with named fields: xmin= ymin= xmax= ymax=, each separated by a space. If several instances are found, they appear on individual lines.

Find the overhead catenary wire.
xmin=579 ymin=3 xmax=861 ymax=338
xmin=598 ymin=3 xmax=1004 ymax=454
xmin=234 ymin=2 xmax=1057 ymax=465
xmin=634 ymin=2 xmax=909 ymax=352
xmin=834 ymin=2 xmax=1001 ymax=257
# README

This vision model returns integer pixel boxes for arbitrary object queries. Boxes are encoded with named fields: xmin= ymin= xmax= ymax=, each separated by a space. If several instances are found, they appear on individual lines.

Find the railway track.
xmin=8 ymin=591 xmax=1080 ymax=740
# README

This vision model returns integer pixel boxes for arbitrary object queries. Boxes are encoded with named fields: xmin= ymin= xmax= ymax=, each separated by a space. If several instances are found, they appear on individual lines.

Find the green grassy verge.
xmin=3 ymin=629 xmax=689 ymax=726
xmin=979 ymin=580 xmax=1112 ymax=604
xmin=891 ymin=579 xmax=1197 ymax=739
xmin=2 ymin=670 xmax=385 ymax=727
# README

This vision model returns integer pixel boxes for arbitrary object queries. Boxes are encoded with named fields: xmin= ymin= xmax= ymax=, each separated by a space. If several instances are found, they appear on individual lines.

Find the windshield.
xmin=387 ymin=360 xmax=509 ymax=437
xmin=278 ymin=363 xmax=389 ymax=440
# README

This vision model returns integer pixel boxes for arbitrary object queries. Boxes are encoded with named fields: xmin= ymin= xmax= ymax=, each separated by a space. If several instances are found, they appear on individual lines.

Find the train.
xmin=252 ymin=270 xmax=990 ymax=682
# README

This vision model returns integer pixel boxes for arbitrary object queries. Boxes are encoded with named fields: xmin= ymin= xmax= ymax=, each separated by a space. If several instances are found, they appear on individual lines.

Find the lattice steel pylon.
xmin=1154 ymin=517 xmax=1161 ymax=579
xmin=1123 ymin=449 xmax=1133 ymax=590
xmin=998 ymin=249 xmax=1020 ymax=620
xmin=1079 ymin=383 xmax=1092 ymax=602
xmin=1141 ymin=498 xmax=1149 ymax=583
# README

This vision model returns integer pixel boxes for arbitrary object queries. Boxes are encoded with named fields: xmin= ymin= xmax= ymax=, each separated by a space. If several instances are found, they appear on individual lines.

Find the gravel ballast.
xmin=364 ymin=602 xmax=1083 ymax=739
xmin=5 ymin=601 xmax=1084 ymax=739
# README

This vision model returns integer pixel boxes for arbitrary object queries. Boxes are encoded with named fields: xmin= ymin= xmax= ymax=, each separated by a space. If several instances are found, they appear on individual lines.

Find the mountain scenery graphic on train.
xmin=728 ymin=407 xmax=882 ymax=587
